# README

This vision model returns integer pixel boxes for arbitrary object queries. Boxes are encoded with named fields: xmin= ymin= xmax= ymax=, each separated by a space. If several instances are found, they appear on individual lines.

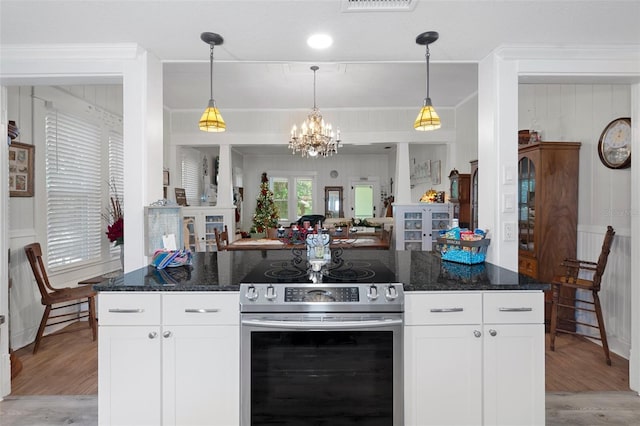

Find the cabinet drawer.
xmin=405 ymin=293 xmax=482 ymax=325
xmin=99 ymin=293 xmax=161 ymax=326
xmin=483 ymin=292 xmax=543 ymax=324
xmin=162 ymin=292 xmax=239 ymax=326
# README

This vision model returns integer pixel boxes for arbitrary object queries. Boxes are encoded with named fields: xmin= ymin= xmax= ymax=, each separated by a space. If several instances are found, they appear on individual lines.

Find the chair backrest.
xmin=24 ymin=242 xmax=58 ymax=304
xmin=592 ymin=225 xmax=615 ymax=291
xmin=297 ymin=214 xmax=325 ymax=228
xmin=562 ymin=225 xmax=615 ymax=291
xmin=214 ymin=225 xmax=229 ymax=251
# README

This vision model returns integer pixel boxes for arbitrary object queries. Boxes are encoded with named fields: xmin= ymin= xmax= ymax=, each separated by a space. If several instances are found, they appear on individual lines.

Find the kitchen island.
xmin=94 ymin=249 xmax=549 ymax=293
xmin=95 ymin=250 xmax=548 ymax=426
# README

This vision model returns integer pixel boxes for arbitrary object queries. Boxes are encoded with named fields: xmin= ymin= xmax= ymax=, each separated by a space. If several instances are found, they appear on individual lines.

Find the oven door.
xmin=240 ymin=313 xmax=403 ymax=426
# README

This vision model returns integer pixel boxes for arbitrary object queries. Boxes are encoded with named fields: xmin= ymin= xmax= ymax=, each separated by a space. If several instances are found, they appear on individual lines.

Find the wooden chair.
xmin=24 ymin=243 xmax=97 ymax=354
xmin=381 ymin=225 xmax=394 ymax=249
xmin=549 ymin=226 xmax=615 ymax=365
xmin=214 ymin=225 xmax=230 ymax=251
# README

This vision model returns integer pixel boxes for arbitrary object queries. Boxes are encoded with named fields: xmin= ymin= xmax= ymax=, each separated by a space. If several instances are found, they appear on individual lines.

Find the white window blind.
xmin=45 ymin=109 xmax=102 ymax=268
xmin=108 ymin=131 xmax=124 ymax=200
xmin=181 ymin=149 xmax=202 ymax=205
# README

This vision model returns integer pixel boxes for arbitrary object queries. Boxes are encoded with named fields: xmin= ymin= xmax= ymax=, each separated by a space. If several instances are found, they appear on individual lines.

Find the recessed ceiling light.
xmin=307 ymin=34 xmax=333 ymax=49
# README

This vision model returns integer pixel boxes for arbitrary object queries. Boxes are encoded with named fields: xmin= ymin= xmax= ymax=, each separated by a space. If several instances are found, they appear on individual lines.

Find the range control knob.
xmin=385 ymin=285 xmax=398 ymax=301
xmin=246 ymin=285 xmax=258 ymax=301
xmin=265 ymin=285 xmax=277 ymax=301
xmin=367 ymin=285 xmax=379 ymax=300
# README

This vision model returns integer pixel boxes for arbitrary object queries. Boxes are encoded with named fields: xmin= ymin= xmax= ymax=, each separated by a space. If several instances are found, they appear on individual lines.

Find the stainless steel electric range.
xmin=239 ymin=257 xmax=404 ymax=426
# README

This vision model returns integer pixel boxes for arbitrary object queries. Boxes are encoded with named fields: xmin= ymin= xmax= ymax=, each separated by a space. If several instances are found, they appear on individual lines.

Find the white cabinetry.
xmin=98 ymin=292 xmax=239 ymax=426
xmin=394 ymin=203 xmax=451 ymax=251
xmin=404 ymin=291 xmax=544 ymax=426
xmin=182 ymin=207 xmax=234 ymax=252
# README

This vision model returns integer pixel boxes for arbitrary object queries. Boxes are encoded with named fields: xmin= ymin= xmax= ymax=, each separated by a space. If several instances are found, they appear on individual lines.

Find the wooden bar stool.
xmin=549 ymin=226 xmax=615 ymax=365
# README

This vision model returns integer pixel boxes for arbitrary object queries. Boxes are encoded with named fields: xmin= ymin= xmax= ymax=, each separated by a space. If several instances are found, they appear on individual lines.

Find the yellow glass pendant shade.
xmin=199 ymin=99 xmax=226 ymax=132
xmin=414 ymin=98 xmax=441 ymax=131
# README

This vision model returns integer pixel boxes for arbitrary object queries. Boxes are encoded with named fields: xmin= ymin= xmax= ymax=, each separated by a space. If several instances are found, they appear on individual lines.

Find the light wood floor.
xmin=11 ymin=322 xmax=97 ymax=395
xmin=9 ymin=322 xmax=630 ymax=395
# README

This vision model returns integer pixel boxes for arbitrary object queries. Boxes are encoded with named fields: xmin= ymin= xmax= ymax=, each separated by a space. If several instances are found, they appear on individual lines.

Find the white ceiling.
xmin=1 ymin=1 xmax=639 ymax=113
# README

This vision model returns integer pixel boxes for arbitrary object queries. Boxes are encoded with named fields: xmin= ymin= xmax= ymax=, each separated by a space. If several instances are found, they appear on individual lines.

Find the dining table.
xmin=225 ymin=235 xmax=390 ymax=251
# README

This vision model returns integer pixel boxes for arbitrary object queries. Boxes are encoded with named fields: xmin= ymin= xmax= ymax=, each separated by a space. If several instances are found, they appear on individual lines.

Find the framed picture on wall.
xmin=9 ymin=141 xmax=35 ymax=197
xmin=175 ymin=188 xmax=188 ymax=206
xmin=163 ymin=170 xmax=170 ymax=186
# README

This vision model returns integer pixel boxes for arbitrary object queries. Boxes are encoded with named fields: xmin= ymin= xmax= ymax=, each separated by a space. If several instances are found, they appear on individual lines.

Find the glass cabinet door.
xmin=518 ymin=158 xmax=536 ymax=252
xmin=403 ymin=211 xmax=423 ymax=250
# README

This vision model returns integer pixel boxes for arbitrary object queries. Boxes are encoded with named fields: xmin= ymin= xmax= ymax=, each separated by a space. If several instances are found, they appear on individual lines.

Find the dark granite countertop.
xmin=94 ymin=250 xmax=550 ymax=292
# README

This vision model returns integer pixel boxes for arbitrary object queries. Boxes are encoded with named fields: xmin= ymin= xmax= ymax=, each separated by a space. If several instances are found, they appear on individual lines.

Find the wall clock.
xmin=598 ymin=117 xmax=631 ymax=169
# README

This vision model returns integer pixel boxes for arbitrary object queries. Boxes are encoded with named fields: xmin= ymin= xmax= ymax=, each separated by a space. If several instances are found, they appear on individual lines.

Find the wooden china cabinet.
xmin=518 ymin=141 xmax=581 ymax=329
xmin=469 ymin=160 xmax=478 ymax=230
xmin=448 ymin=169 xmax=471 ymax=229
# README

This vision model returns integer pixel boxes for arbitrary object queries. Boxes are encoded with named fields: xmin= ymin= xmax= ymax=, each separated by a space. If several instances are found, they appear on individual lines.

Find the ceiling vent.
xmin=342 ymin=0 xmax=417 ymax=12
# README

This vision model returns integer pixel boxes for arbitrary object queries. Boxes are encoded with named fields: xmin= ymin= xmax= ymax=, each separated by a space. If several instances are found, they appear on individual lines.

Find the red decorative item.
xmin=106 ymin=217 xmax=124 ymax=246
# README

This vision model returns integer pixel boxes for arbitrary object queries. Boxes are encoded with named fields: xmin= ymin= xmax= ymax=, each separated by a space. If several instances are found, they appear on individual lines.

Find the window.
xmin=180 ymin=148 xmax=203 ymax=206
xmin=296 ymin=178 xmax=313 ymax=217
xmin=269 ymin=174 xmax=316 ymax=223
xmin=45 ymin=109 xmax=102 ymax=268
xmin=272 ymin=177 xmax=289 ymax=222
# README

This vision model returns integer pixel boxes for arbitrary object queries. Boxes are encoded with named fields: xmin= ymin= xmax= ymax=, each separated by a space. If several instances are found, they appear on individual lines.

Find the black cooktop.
xmin=240 ymin=258 xmax=397 ymax=284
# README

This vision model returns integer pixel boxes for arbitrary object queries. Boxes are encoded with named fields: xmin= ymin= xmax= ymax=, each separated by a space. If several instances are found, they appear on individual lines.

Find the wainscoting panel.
xmin=576 ymin=226 xmax=631 ymax=359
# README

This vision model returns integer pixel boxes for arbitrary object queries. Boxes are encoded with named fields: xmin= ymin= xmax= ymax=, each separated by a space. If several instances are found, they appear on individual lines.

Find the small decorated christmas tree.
xmin=252 ymin=172 xmax=279 ymax=233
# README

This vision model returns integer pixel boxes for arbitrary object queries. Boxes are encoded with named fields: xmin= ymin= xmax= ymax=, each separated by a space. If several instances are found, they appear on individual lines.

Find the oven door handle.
xmin=241 ymin=318 xmax=403 ymax=330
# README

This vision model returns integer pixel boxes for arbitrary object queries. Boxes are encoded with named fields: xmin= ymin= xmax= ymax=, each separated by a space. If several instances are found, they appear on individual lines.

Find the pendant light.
xmin=199 ymin=32 xmax=226 ymax=132
xmin=414 ymin=31 xmax=441 ymax=131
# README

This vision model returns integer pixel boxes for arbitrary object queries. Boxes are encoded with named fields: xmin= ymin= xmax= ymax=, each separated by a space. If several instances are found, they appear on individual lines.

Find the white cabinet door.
xmin=483 ymin=323 xmax=545 ymax=426
xmin=162 ymin=325 xmax=240 ymax=426
xmin=98 ymin=325 xmax=162 ymax=426
xmin=404 ymin=325 xmax=482 ymax=426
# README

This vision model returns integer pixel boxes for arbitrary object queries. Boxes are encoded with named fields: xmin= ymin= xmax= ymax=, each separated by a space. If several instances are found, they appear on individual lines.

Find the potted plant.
xmin=251 ymin=172 xmax=279 ymax=238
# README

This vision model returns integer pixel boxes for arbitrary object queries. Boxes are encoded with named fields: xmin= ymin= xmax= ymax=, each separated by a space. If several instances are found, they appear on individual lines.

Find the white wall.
xmin=409 ymin=143 xmax=449 ymax=201
xmin=454 ymin=93 xmax=479 ymax=173
xmin=519 ymin=82 xmax=632 ymax=358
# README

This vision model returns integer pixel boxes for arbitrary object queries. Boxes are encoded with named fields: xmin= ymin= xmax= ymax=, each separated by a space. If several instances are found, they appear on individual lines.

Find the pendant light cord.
xmin=209 ymin=44 xmax=214 ymax=100
xmin=425 ymin=45 xmax=430 ymax=99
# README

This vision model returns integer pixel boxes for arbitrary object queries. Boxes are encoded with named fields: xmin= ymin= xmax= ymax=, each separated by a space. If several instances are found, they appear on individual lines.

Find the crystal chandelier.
xmin=289 ymin=66 xmax=341 ymax=158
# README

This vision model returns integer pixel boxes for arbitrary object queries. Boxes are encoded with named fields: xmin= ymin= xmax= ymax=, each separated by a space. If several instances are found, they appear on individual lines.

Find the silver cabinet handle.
xmin=430 ymin=307 xmax=464 ymax=313
xmin=498 ymin=307 xmax=533 ymax=312
xmin=163 ymin=331 xmax=172 ymax=338
xmin=184 ymin=308 xmax=220 ymax=313
xmin=148 ymin=332 xmax=157 ymax=339
xmin=473 ymin=330 xmax=481 ymax=338
xmin=109 ymin=308 xmax=144 ymax=313
xmin=489 ymin=329 xmax=497 ymax=336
